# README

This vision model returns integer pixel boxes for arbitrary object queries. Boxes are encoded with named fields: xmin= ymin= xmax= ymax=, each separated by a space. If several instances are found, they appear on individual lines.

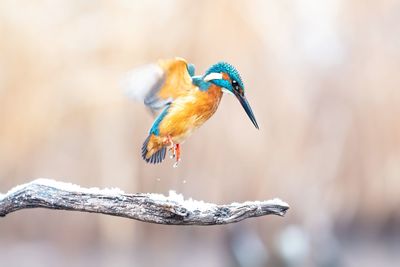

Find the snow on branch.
xmin=0 ymin=179 xmax=289 ymax=225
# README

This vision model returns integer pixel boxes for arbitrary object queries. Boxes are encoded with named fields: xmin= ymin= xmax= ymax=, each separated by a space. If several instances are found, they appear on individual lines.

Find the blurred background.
xmin=1 ymin=0 xmax=400 ymax=266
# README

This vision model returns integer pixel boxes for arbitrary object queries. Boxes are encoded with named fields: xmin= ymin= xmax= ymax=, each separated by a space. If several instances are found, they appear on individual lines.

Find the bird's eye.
xmin=232 ymin=80 xmax=243 ymax=96
xmin=232 ymin=80 xmax=240 ymax=90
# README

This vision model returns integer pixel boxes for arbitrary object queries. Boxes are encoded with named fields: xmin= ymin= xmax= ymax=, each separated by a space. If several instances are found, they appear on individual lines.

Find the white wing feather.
xmin=121 ymin=63 xmax=164 ymax=101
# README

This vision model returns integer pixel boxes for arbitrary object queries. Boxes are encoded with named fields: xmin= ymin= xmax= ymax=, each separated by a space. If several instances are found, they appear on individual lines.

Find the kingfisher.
xmin=123 ymin=57 xmax=258 ymax=166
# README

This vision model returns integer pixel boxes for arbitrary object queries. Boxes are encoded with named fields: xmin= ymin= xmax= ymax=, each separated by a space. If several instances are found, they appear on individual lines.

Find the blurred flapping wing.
xmin=122 ymin=57 xmax=194 ymax=113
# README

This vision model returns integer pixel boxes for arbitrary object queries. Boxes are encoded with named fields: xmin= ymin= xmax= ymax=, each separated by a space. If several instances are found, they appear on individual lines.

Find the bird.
xmin=123 ymin=57 xmax=259 ymax=167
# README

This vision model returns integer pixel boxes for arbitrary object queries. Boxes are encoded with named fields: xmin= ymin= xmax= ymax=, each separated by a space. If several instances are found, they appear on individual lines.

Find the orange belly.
xmin=158 ymin=85 xmax=222 ymax=143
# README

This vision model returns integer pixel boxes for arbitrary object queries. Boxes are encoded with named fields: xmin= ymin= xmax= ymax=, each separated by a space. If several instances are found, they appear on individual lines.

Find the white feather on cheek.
xmin=204 ymin=72 xmax=223 ymax=82
xmin=222 ymin=88 xmax=234 ymax=95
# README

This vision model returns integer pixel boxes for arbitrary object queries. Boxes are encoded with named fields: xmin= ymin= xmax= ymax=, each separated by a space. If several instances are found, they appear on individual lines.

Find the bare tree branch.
xmin=0 ymin=179 xmax=289 ymax=225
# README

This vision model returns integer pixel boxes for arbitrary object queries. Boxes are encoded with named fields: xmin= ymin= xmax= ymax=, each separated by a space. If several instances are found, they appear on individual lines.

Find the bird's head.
xmin=203 ymin=62 xmax=259 ymax=129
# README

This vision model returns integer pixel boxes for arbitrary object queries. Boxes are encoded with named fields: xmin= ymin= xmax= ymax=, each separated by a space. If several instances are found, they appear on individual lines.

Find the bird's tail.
xmin=142 ymin=134 xmax=167 ymax=164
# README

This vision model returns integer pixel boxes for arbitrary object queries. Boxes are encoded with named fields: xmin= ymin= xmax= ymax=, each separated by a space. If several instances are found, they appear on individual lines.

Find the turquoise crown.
xmin=204 ymin=62 xmax=244 ymax=89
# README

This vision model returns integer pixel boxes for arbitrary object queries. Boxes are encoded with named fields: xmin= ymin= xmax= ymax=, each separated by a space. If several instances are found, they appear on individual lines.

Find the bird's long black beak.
xmin=234 ymin=91 xmax=259 ymax=129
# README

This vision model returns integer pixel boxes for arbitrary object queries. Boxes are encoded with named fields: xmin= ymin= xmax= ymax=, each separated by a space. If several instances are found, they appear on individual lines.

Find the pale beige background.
xmin=0 ymin=1 xmax=399 ymax=267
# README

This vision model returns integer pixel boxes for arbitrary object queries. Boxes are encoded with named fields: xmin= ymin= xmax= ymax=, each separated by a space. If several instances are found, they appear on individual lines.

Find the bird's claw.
xmin=165 ymin=136 xmax=181 ymax=167
xmin=173 ymin=160 xmax=180 ymax=168
xmin=169 ymin=146 xmax=176 ymax=159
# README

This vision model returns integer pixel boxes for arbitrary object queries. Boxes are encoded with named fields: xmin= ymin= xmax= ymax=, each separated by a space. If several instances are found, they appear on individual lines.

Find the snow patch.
xmin=147 ymin=191 xmax=289 ymax=212
xmin=2 ymin=181 xmax=30 ymax=197
xmin=149 ymin=190 xmax=213 ymax=212
xmin=35 ymin=178 xmax=125 ymax=195
xmin=2 ymin=178 xmax=125 ymax=198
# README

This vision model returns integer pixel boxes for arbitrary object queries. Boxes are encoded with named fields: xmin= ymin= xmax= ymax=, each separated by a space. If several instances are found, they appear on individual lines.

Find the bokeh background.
xmin=1 ymin=1 xmax=400 ymax=266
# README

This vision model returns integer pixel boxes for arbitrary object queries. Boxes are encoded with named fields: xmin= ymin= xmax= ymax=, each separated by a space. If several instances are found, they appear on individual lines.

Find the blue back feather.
xmin=192 ymin=76 xmax=211 ymax=91
xmin=149 ymin=105 xmax=170 ymax=135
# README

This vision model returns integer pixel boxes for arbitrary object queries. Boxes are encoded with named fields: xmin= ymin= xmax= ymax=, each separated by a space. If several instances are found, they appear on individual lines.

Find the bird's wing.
xmin=122 ymin=57 xmax=195 ymax=113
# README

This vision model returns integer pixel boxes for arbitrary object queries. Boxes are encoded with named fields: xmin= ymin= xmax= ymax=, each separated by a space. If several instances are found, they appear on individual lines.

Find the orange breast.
xmin=158 ymin=84 xmax=223 ymax=143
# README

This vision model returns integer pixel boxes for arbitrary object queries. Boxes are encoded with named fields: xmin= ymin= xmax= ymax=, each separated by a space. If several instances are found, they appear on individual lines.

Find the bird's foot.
xmin=164 ymin=136 xmax=181 ymax=167
xmin=169 ymin=146 xmax=176 ymax=159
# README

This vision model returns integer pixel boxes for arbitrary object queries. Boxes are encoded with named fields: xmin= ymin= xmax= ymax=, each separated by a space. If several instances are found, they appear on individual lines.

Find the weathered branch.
xmin=0 ymin=179 xmax=289 ymax=225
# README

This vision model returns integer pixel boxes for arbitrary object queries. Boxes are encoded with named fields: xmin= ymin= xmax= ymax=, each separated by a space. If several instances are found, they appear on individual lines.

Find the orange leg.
xmin=175 ymin=144 xmax=181 ymax=162
xmin=164 ymin=135 xmax=181 ymax=167
xmin=173 ymin=144 xmax=181 ymax=168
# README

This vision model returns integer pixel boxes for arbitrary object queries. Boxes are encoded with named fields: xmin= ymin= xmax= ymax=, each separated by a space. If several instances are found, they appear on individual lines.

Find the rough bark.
xmin=0 ymin=179 xmax=289 ymax=225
